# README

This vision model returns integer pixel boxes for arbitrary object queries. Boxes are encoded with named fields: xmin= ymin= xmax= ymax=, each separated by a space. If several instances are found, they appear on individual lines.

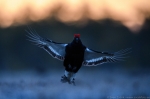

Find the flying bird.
xmin=26 ymin=27 xmax=131 ymax=85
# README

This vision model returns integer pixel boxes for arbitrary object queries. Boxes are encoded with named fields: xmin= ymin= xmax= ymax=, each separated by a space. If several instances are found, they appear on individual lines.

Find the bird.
xmin=26 ymin=27 xmax=131 ymax=85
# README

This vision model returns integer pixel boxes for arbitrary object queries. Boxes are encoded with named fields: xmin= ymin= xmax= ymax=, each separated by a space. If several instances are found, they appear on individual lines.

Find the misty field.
xmin=0 ymin=67 xmax=150 ymax=99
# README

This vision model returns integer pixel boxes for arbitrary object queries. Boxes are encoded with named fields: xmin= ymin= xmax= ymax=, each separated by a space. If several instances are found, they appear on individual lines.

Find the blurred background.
xmin=0 ymin=0 xmax=150 ymax=99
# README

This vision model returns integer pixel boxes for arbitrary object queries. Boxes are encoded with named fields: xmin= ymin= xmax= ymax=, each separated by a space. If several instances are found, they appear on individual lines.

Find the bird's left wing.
xmin=26 ymin=27 xmax=67 ymax=61
xmin=83 ymin=48 xmax=131 ymax=66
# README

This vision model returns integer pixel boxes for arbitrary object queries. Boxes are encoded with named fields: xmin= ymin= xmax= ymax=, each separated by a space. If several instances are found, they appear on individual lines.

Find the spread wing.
xmin=83 ymin=48 xmax=131 ymax=66
xmin=26 ymin=27 xmax=67 ymax=61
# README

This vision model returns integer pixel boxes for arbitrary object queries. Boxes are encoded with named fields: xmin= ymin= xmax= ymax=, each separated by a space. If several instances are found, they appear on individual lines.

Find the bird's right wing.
xmin=26 ymin=27 xmax=67 ymax=61
xmin=83 ymin=48 xmax=131 ymax=66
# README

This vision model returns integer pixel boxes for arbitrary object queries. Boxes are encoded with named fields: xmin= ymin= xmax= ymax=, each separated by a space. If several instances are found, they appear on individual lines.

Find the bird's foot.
xmin=68 ymin=78 xmax=76 ymax=86
xmin=61 ymin=75 xmax=68 ymax=83
xmin=71 ymin=78 xmax=76 ymax=86
xmin=61 ymin=75 xmax=76 ymax=86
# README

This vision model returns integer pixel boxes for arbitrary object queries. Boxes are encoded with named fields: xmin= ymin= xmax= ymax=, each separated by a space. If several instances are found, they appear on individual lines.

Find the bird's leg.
xmin=65 ymin=70 xmax=76 ymax=80
xmin=71 ymin=78 xmax=76 ymax=86
xmin=61 ymin=70 xmax=76 ymax=85
xmin=69 ymin=73 xmax=76 ymax=86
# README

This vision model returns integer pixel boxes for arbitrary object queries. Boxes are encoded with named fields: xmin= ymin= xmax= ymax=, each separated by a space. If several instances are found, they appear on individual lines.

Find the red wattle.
xmin=74 ymin=34 xmax=80 ymax=38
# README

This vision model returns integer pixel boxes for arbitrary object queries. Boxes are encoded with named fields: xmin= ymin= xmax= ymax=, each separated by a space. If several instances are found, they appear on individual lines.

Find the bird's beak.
xmin=75 ymin=38 xmax=79 ymax=43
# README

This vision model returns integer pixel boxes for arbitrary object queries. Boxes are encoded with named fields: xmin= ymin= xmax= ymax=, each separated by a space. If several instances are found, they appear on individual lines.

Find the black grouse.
xmin=26 ymin=27 xmax=131 ymax=85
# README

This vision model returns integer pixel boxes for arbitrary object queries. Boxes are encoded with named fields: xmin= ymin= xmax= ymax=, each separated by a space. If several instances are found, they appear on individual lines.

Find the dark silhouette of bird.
xmin=26 ymin=27 xmax=131 ymax=85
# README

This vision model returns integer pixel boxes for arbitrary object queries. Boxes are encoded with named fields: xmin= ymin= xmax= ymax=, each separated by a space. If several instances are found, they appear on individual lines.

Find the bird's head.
xmin=74 ymin=34 xmax=80 ymax=43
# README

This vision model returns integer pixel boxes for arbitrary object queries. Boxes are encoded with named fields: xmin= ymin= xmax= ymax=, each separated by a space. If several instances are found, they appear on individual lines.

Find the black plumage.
xmin=64 ymin=37 xmax=86 ymax=73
